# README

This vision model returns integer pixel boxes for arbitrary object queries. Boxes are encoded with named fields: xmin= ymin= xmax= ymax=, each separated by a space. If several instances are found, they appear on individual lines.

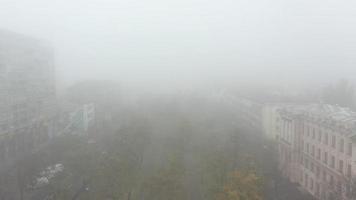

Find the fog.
xmin=2 ymin=0 xmax=356 ymax=89
xmin=2 ymin=1 xmax=356 ymax=200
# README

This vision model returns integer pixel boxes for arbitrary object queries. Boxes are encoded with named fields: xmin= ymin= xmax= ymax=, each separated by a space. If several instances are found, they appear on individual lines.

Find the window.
xmin=304 ymin=123 xmax=307 ymax=135
xmin=332 ymin=135 xmax=336 ymax=148
xmin=310 ymin=178 xmax=314 ymax=190
xmin=337 ymin=181 xmax=342 ymax=194
xmin=347 ymin=182 xmax=352 ymax=197
xmin=348 ymin=164 xmax=352 ymax=177
xmin=340 ymin=139 xmax=344 ymax=153
xmin=323 ymin=171 xmax=326 ymax=181
xmin=307 ymin=143 xmax=310 ymax=153
xmin=305 ymin=173 xmax=308 ymax=187
xmin=317 ymin=148 xmax=321 ymax=160
xmin=301 ymin=172 xmax=304 ymax=182
xmin=339 ymin=160 xmax=344 ymax=173
xmin=300 ymin=155 xmax=303 ymax=164
xmin=311 ymin=162 xmax=314 ymax=172
xmin=324 ymin=152 xmax=328 ymax=164
xmin=305 ymin=158 xmax=309 ymax=169
xmin=301 ymin=140 xmax=304 ymax=151
xmin=287 ymin=123 xmax=290 ymax=141
xmin=312 ymin=129 xmax=315 ymax=139
xmin=330 ymin=175 xmax=334 ymax=186
xmin=318 ymin=131 xmax=322 ymax=142
xmin=312 ymin=145 xmax=315 ymax=157
xmin=331 ymin=155 xmax=335 ymax=168
xmin=316 ymin=166 xmax=320 ymax=178
xmin=348 ymin=142 xmax=352 ymax=156
xmin=324 ymin=133 xmax=329 ymax=145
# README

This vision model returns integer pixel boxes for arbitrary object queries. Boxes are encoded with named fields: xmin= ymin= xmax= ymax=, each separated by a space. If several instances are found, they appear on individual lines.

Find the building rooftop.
xmin=279 ymin=104 xmax=356 ymax=133
xmin=305 ymin=104 xmax=356 ymax=122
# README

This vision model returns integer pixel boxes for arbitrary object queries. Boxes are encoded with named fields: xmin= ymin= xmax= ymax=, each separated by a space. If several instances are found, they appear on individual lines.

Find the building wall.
xmin=262 ymin=105 xmax=281 ymax=140
xmin=278 ymin=108 xmax=356 ymax=200
xmin=67 ymin=103 xmax=95 ymax=134
xmin=0 ymin=30 xmax=56 ymax=168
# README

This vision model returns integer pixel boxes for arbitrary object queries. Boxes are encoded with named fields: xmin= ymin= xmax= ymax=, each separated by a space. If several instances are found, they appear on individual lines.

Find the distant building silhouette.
xmin=0 ymin=30 xmax=56 ymax=169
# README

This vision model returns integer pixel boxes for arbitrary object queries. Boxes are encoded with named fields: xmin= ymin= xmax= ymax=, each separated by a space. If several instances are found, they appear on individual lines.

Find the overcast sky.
xmin=1 ymin=0 xmax=356 ymax=89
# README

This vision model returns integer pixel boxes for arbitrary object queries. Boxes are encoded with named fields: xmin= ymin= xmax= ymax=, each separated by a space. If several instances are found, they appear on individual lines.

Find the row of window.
xmin=303 ymin=138 xmax=352 ymax=159
xmin=302 ymin=155 xmax=352 ymax=177
xmin=302 ymin=172 xmax=344 ymax=198
xmin=302 ymin=174 xmax=321 ymax=197
xmin=281 ymin=120 xmax=293 ymax=143
xmin=303 ymin=124 xmax=353 ymax=156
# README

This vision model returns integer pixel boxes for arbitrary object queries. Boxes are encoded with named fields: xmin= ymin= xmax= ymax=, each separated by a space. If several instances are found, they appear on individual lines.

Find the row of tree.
xmin=1 ymin=80 xmax=326 ymax=200
xmin=18 ymin=88 xmax=266 ymax=200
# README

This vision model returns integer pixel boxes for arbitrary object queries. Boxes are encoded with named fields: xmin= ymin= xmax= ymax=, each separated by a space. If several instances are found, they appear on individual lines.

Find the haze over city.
xmin=2 ymin=1 xmax=356 ymax=200
xmin=2 ymin=0 xmax=356 ymax=89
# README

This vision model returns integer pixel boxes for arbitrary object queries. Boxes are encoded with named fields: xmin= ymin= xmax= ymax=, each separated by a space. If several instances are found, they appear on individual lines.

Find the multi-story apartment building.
xmin=0 ymin=30 xmax=56 ymax=168
xmin=262 ymin=104 xmax=283 ymax=140
xmin=278 ymin=104 xmax=356 ymax=200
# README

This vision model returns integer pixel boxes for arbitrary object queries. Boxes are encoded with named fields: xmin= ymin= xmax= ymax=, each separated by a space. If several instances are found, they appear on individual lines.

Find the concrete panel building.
xmin=0 ymin=30 xmax=56 ymax=168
